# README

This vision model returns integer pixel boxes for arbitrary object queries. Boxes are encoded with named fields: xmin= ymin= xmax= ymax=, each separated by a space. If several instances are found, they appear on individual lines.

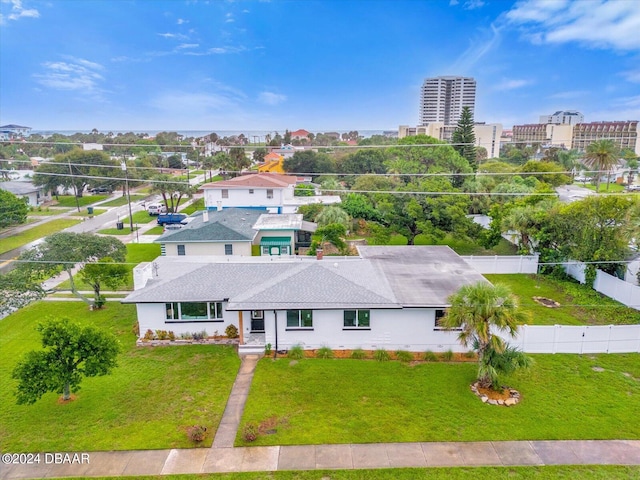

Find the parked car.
xmin=147 ymin=203 xmax=167 ymax=215
xmin=89 ymin=186 xmax=113 ymax=194
xmin=157 ymin=213 xmax=187 ymax=226
xmin=626 ymin=184 xmax=640 ymax=192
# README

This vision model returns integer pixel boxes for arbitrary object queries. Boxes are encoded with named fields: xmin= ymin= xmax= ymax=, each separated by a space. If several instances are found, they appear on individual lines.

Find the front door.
xmin=251 ymin=311 xmax=264 ymax=332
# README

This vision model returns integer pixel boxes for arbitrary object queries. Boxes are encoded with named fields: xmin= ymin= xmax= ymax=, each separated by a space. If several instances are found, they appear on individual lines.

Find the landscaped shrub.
xmin=143 ymin=329 xmax=155 ymax=341
xmin=316 ymin=346 xmax=334 ymax=359
xmin=413 ymin=234 xmax=434 ymax=245
xmin=442 ymin=349 xmax=454 ymax=361
xmin=388 ymin=234 xmax=409 ymax=245
xmin=287 ymin=345 xmax=304 ymax=359
xmin=132 ymin=322 xmax=140 ymax=337
xmin=94 ymin=295 xmax=106 ymax=309
xmin=350 ymin=348 xmax=366 ymax=359
xmin=395 ymin=350 xmax=413 ymax=363
xmin=464 ymin=350 xmax=476 ymax=359
xmin=156 ymin=330 xmax=169 ymax=340
xmin=374 ymin=349 xmax=390 ymax=362
xmin=423 ymin=350 xmax=438 ymax=362
xmin=192 ymin=330 xmax=208 ymax=341
xmin=187 ymin=425 xmax=207 ymax=443
xmin=180 ymin=332 xmax=194 ymax=340
xmin=242 ymin=422 xmax=259 ymax=442
xmin=265 ymin=343 xmax=272 ymax=355
xmin=225 ymin=324 xmax=239 ymax=339
xmin=168 ymin=331 xmax=176 ymax=341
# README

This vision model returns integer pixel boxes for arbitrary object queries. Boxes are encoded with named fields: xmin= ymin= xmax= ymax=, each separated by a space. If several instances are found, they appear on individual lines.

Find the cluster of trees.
xmin=0 ymin=190 xmax=28 ymax=228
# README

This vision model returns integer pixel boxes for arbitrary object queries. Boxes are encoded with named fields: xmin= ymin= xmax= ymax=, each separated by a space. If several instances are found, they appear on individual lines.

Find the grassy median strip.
xmin=0 ymin=219 xmax=81 ymax=255
xmin=238 ymin=354 xmax=640 ymax=446
xmin=53 ymin=195 xmax=108 ymax=207
xmin=99 ymin=194 xmax=147 ymax=207
xmin=0 ymin=301 xmax=240 ymax=452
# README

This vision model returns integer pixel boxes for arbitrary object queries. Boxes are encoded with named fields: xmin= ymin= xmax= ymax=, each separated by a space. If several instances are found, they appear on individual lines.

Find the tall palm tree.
xmin=583 ymin=140 xmax=619 ymax=192
xmin=442 ymin=282 xmax=529 ymax=389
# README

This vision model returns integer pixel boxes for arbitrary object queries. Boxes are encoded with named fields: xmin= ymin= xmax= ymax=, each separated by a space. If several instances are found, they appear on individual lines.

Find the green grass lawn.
xmin=28 ymin=207 xmax=72 ymax=216
xmin=87 ymin=466 xmax=640 ymax=480
xmin=0 ymin=301 xmax=240 ymax=452
xmin=0 ymin=219 xmax=81 ymax=255
xmin=238 ymin=353 xmax=640 ymax=446
xmin=54 ymin=195 xmax=108 ymax=207
xmin=485 ymin=274 xmax=640 ymax=326
xmin=122 ymin=210 xmax=157 ymax=224
xmin=143 ymin=226 xmax=165 ymax=235
xmin=581 ymin=183 xmax=626 ymax=193
xmin=57 ymin=243 xmax=161 ymax=291
xmin=99 ymin=194 xmax=147 ymax=207
xmin=98 ymin=226 xmax=140 ymax=235
xmin=181 ymin=198 xmax=205 ymax=214
xmin=74 ymin=208 xmax=107 ymax=217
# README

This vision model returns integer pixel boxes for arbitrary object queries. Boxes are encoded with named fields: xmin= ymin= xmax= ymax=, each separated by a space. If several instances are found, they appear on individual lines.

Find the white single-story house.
xmin=122 ymin=246 xmax=489 ymax=354
xmin=155 ymin=208 xmax=317 ymax=256
xmin=0 ymin=181 xmax=50 ymax=206
xmin=201 ymin=172 xmax=341 ymax=214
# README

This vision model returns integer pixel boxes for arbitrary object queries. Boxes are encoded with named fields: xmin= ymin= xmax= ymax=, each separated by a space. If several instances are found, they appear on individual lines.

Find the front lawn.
xmin=54 ymin=195 xmax=108 ymax=207
xmin=143 ymin=226 xmax=165 ymax=235
xmin=0 ymin=219 xmax=81 ymax=255
xmin=238 ymin=354 xmax=640 ymax=446
xmin=28 ymin=207 xmax=71 ymax=216
xmin=484 ymin=274 xmax=640 ymax=326
xmin=581 ymin=183 xmax=626 ymax=193
xmin=0 ymin=302 xmax=240 ymax=452
xmin=122 ymin=210 xmax=157 ymax=224
xmin=98 ymin=227 xmax=140 ymax=235
xmin=181 ymin=198 xmax=205 ymax=214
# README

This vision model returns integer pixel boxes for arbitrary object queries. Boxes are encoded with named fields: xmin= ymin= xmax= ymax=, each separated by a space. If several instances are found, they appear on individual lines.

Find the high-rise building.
xmin=419 ymin=76 xmax=476 ymax=126
xmin=572 ymin=121 xmax=639 ymax=154
xmin=539 ymin=110 xmax=584 ymax=125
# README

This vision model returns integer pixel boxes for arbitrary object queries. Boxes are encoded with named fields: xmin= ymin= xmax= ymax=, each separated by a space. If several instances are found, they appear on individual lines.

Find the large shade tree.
xmin=583 ymin=139 xmax=619 ymax=192
xmin=12 ymin=318 xmax=120 ymax=404
xmin=442 ymin=282 xmax=530 ymax=389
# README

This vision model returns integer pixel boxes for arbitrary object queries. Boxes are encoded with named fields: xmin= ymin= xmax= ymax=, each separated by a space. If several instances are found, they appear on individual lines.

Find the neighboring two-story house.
xmin=202 ymin=173 xmax=340 ymax=214
xmin=155 ymin=208 xmax=317 ymax=256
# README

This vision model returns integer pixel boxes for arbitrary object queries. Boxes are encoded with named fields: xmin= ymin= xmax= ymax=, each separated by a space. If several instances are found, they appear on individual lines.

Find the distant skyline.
xmin=1 ymin=0 xmax=639 ymax=131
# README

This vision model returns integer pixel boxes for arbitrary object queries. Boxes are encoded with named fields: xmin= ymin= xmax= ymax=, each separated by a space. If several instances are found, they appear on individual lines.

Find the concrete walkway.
xmin=212 ymin=354 xmax=260 ymax=448
xmin=1 ymin=440 xmax=639 ymax=478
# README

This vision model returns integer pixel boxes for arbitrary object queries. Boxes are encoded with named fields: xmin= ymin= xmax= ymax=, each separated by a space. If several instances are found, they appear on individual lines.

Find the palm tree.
xmin=583 ymin=140 xmax=619 ymax=192
xmin=442 ymin=282 xmax=529 ymax=389
xmin=557 ymin=149 xmax=582 ymax=180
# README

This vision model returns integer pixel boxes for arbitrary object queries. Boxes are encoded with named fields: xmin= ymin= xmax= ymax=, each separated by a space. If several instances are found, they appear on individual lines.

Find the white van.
xmin=147 ymin=204 xmax=167 ymax=215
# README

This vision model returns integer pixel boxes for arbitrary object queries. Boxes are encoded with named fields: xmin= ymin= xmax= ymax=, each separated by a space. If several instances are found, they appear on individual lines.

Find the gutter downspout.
xmin=273 ymin=310 xmax=278 ymax=359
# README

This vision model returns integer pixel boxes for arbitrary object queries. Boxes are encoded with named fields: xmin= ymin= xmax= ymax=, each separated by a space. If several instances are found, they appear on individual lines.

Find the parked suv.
xmin=147 ymin=203 xmax=167 ymax=215
xmin=157 ymin=213 xmax=187 ymax=226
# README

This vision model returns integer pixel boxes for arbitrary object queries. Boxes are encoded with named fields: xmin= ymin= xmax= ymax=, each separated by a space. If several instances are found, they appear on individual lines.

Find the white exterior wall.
xmin=256 ymin=308 xmax=464 ymax=353
xmin=203 ymin=187 xmax=286 ymax=211
xmin=163 ymin=242 xmax=252 ymax=256
xmin=473 ymin=123 xmax=503 ymax=159
xmin=136 ymin=302 xmax=239 ymax=337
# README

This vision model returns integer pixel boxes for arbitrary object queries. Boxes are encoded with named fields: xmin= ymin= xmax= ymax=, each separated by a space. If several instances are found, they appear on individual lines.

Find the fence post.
xmin=552 ymin=325 xmax=558 ymax=354
xmin=607 ymin=325 xmax=612 ymax=354
xmin=519 ymin=255 xmax=523 ymax=273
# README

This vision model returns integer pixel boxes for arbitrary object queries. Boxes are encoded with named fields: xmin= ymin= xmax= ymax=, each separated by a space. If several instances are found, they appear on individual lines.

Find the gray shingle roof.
xmin=155 ymin=208 xmax=261 ymax=243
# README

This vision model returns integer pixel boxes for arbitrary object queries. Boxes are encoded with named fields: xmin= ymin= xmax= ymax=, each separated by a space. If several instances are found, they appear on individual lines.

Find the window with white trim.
xmin=164 ymin=302 xmax=224 ymax=322
xmin=221 ymin=189 xmax=229 ymax=199
xmin=266 ymin=189 xmax=274 ymax=199
xmin=344 ymin=309 xmax=370 ymax=328
xmin=433 ymin=309 xmax=460 ymax=330
xmin=177 ymin=244 xmax=185 ymax=256
xmin=286 ymin=309 xmax=313 ymax=328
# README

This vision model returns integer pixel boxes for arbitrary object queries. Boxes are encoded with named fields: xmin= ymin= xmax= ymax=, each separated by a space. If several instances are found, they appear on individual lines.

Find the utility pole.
xmin=121 ymin=158 xmax=134 ymax=235
xmin=67 ymin=157 xmax=81 ymax=212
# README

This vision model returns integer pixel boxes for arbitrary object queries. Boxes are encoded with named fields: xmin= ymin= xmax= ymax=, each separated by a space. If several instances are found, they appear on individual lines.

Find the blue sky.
xmin=1 ymin=0 xmax=639 ymax=132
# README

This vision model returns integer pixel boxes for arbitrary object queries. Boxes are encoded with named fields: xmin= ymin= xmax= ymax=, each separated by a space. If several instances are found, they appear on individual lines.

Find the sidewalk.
xmin=2 ymin=440 xmax=639 ymax=479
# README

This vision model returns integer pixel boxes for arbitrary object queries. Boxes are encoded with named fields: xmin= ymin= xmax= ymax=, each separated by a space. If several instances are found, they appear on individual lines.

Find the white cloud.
xmin=448 ymin=23 xmax=501 ymax=73
xmin=449 ymin=0 xmax=459 ymax=5
xmin=494 ymin=78 xmax=533 ymax=90
xmin=621 ymin=69 xmax=640 ymax=83
xmin=464 ymin=0 xmax=485 ymax=10
xmin=258 ymin=91 xmax=286 ymax=106
xmin=176 ymin=18 xmax=188 ymax=24
xmin=225 ymin=12 xmax=234 ymax=23
xmin=0 ymin=0 xmax=39 ymax=25
xmin=177 ymin=43 xmax=199 ymax=49
xmin=505 ymin=0 xmax=640 ymax=51
xmin=33 ymin=58 xmax=105 ymax=95
xmin=158 ymin=32 xmax=188 ymax=40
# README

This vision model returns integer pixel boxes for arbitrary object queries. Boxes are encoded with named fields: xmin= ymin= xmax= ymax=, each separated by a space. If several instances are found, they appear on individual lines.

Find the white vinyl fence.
xmin=461 ymin=255 xmax=539 ymax=274
xmin=499 ymin=324 xmax=640 ymax=354
xmin=564 ymin=261 xmax=640 ymax=311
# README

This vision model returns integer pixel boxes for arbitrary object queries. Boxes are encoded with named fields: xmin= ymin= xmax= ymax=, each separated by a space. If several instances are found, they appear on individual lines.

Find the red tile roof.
xmin=202 ymin=173 xmax=298 ymax=189
xmin=290 ymin=129 xmax=310 ymax=137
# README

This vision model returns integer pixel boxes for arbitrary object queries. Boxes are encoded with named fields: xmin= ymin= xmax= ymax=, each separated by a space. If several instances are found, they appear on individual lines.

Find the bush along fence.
xmin=564 ymin=261 xmax=640 ymax=311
